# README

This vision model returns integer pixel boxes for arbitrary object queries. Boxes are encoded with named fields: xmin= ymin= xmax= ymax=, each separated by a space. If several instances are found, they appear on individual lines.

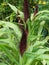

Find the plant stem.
xmin=20 ymin=0 xmax=29 ymax=55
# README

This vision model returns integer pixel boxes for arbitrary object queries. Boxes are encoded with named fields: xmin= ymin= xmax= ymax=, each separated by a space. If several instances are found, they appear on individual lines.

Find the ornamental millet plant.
xmin=0 ymin=0 xmax=49 ymax=65
xmin=19 ymin=0 xmax=38 ymax=55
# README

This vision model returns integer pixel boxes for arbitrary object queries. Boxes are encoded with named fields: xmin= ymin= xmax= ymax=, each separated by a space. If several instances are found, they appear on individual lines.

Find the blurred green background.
xmin=0 ymin=0 xmax=49 ymax=20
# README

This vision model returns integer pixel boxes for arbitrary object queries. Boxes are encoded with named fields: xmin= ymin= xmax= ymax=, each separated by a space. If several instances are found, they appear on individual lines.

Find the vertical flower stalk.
xmin=24 ymin=0 xmax=29 ymax=22
xmin=20 ymin=0 xmax=29 ymax=55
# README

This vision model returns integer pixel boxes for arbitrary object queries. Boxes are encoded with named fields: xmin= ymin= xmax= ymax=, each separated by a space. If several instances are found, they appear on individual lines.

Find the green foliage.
xmin=0 ymin=21 xmax=22 ymax=48
xmin=0 ymin=20 xmax=49 ymax=65
xmin=27 ymin=10 xmax=49 ymax=45
xmin=0 ymin=3 xmax=49 ymax=65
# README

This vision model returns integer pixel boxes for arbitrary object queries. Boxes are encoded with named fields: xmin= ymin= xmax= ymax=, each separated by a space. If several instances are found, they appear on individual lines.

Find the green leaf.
xmin=8 ymin=3 xmax=24 ymax=20
xmin=0 ymin=21 xmax=22 ymax=40
xmin=0 ymin=63 xmax=7 ymax=65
